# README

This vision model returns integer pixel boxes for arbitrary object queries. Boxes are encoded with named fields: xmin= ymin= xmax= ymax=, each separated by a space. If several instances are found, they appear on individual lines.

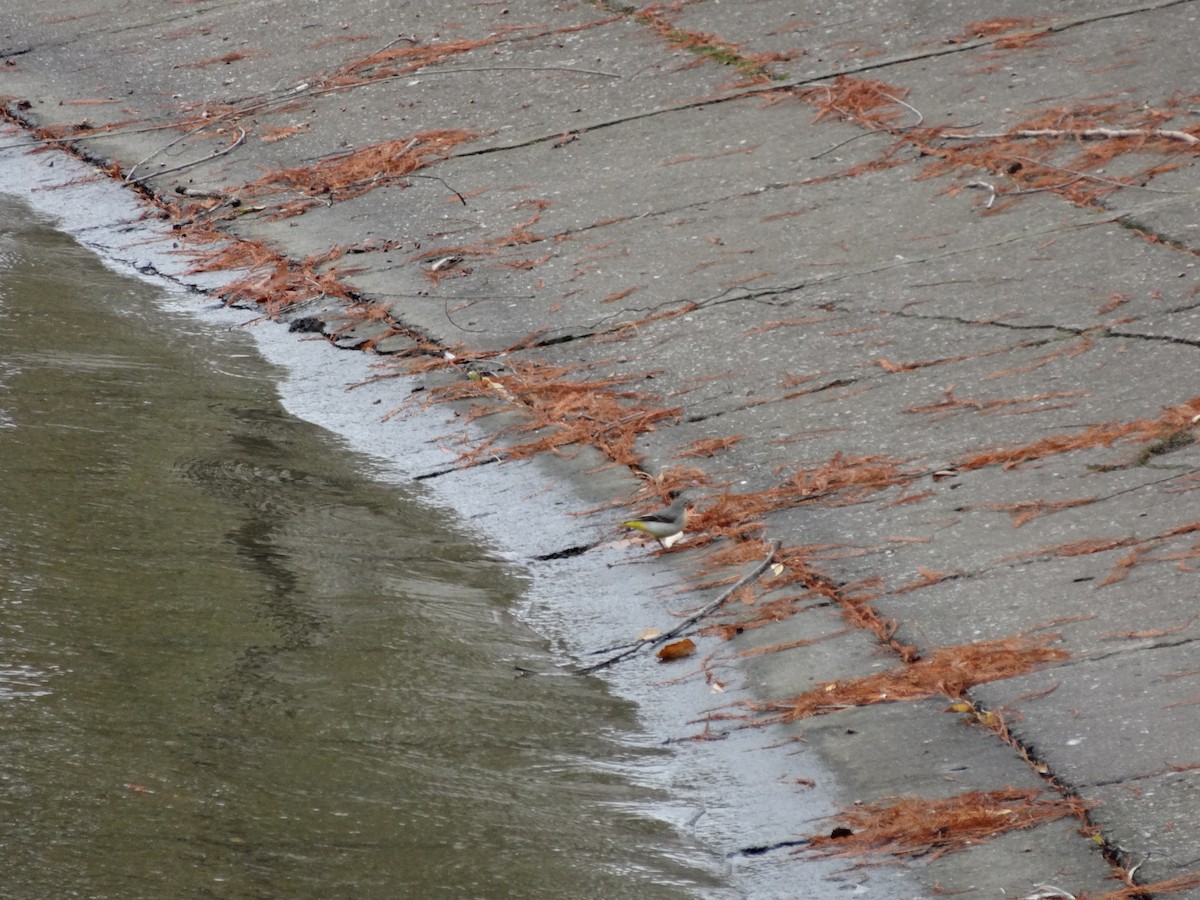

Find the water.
xmin=0 ymin=195 xmax=730 ymax=897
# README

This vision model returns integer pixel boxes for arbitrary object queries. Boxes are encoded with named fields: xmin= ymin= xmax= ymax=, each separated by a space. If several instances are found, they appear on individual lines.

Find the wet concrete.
xmin=0 ymin=137 xmax=896 ymax=897
xmin=4 ymin=1 xmax=1200 ymax=895
xmin=0 ymin=191 xmax=763 ymax=899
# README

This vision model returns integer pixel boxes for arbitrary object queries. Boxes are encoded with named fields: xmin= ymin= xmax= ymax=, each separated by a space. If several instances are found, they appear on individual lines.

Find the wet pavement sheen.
xmin=0 ymin=196 xmax=728 ymax=899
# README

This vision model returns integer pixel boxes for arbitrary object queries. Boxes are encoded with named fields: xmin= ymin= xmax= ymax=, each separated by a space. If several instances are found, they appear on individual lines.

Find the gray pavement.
xmin=5 ymin=0 xmax=1200 ymax=895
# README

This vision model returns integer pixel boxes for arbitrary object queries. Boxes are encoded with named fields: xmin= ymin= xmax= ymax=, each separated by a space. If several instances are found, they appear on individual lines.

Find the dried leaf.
xmin=657 ymin=638 xmax=697 ymax=661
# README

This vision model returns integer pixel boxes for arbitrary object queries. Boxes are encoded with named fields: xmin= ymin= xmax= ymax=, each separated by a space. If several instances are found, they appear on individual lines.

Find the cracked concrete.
xmin=4 ymin=0 xmax=1200 ymax=895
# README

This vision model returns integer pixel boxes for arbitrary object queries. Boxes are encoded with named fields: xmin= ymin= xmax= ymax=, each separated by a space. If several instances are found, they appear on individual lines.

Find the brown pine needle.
xmin=751 ymin=635 xmax=1068 ymax=724
xmin=240 ymin=131 xmax=477 ymax=205
xmin=957 ymin=397 xmax=1200 ymax=471
xmin=893 ymin=567 xmax=962 ymax=594
xmin=804 ymin=788 xmax=1082 ymax=861
xmin=1092 ymin=873 xmax=1200 ymax=899
xmin=672 ymin=435 xmax=744 ymax=459
xmin=979 ymin=497 xmax=1097 ymax=528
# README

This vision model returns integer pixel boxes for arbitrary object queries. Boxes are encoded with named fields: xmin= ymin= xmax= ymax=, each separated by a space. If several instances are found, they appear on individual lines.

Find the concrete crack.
xmin=530 ymin=543 xmax=595 ymax=562
xmin=1108 ymin=328 xmax=1200 ymax=349
xmin=731 ymin=838 xmax=811 ymax=857
xmin=684 ymin=377 xmax=859 ymax=423
xmin=884 ymin=301 xmax=1200 ymax=352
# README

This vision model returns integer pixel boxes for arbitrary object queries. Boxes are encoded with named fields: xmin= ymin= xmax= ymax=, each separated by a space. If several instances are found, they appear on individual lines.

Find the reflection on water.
xmin=0 ymin=197 xmax=728 ymax=898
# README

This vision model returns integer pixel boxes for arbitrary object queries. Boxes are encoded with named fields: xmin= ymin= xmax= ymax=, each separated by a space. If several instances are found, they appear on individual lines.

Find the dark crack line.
xmin=620 ymin=213 xmax=1153 ymax=329
xmin=782 ymin=0 xmax=1200 ymax=87
xmin=1088 ymin=763 xmax=1200 ymax=790
xmin=682 ymin=378 xmax=859 ymax=424
xmin=663 ymin=193 xmax=1200 ymax=325
xmin=1071 ymin=633 xmax=1200 ymax=669
xmin=815 ymin=0 xmax=1200 ymax=85
xmin=886 ymin=306 xmax=1200 ymax=350
xmin=1108 ymin=328 xmax=1200 ymax=349
xmin=730 ymin=838 xmax=811 ymax=857
xmin=445 ymin=0 xmax=1198 ymax=165
xmin=530 ymin=543 xmax=596 ymax=562
xmin=1090 ymin=468 xmax=1200 ymax=500
xmin=885 ymin=308 xmax=1081 ymax=334
xmin=412 ymin=455 xmax=502 ymax=480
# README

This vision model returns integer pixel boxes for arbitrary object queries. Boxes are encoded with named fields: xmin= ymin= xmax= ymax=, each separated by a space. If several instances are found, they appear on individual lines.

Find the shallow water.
xmin=0 ymin=195 xmax=731 ymax=898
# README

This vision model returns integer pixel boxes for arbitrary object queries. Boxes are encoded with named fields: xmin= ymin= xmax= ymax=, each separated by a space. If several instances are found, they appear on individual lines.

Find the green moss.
xmin=1135 ymin=427 xmax=1196 ymax=465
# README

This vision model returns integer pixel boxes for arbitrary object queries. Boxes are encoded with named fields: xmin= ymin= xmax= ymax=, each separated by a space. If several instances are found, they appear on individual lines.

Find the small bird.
xmin=619 ymin=496 xmax=690 ymax=549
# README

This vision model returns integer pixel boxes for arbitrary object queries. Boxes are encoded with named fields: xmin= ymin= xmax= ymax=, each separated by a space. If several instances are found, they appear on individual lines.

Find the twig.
xmin=125 ymin=126 xmax=246 ymax=186
xmin=11 ymin=118 xmax=208 ymax=148
xmin=805 ymin=81 xmax=922 ymax=134
xmin=810 ymin=129 xmax=886 ymax=160
xmin=19 ymin=81 xmax=307 ymax=177
xmin=1007 ymin=175 xmax=1086 ymax=197
xmin=964 ymin=150 xmax=1189 ymax=209
xmin=584 ymin=638 xmax=644 ymax=657
xmin=576 ymin=540 xmax=781 ymax=675
xmin=879 ymin=91 xmax=923 ymax=128
xmin=1008 ymin=154 xmax=1188 ymax=194
xmin=312 ymin=170 xmax=467 ymax=206
xmin=941 ymin=126 xmax=1199 ymax=145
xmin=444 ymin=296 xmax=487 ymax=333
xmin=123 ymin=90 xmax=289 ymax=183
xmin=365 ymin=33 xmax=419 ymax=59
xmin=406 ymin=173 xmax=468 ymax=205
xmin=966 ymin=180 xmax=997 ymax=209
xmin=1020 ymin=885 xmax=1076 ymax=900
xmin=174 ymin=185 xmax=229 ymax=199
xmin=413 ymin=64 xmax=621 ymax=79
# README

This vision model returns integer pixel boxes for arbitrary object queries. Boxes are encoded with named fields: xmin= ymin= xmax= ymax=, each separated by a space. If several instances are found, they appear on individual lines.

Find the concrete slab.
xmin=5 ymin=0 xmax=1199 ymax=892
xmin=794 ymin=702 xmax=1115 ymax=896
xmin=1088 ymin=769 xmax=1200 ymax=887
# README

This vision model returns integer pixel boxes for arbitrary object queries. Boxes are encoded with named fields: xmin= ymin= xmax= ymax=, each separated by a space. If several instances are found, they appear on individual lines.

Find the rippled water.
xmin=0 ymin=196 xmax=730 ymax=898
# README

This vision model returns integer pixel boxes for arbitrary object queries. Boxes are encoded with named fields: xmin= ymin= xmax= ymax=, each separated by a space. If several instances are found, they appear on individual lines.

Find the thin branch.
xmin=576 ymin=540 xmax=781 ymax=675
xmin=11 ymin=118 xmax=208 ymax=147
xmin=414 ymin=64 xmax=622 ymax=79
xmin=364 ymin=33 xmax=419 ymax=58
xmin=406 ymin=173 xmax=468 ymax=205
xmin=12 ymin=81 xmax=307 ymax=166
xmin=1008 ymin=154 xmax=1189 ymax=194
xmin=879 ymin=90 xmax=923 ymax=128
xmin=125 ymin=126 xmax=246 ymax=186
xmin=810 ymin=129 xmax=887 ymax=160
xmin=123 ymin=90 xmax=292 ymax=183
xmin=966 ymin=180 xmax=997 ymax=209
xmin=942 ymin=126 xmax=1200 ymax=145
xmin=1008 ymin=175 xmax=1086 ymax=197
xmin=444 ymin=296 xmax=487 ymax=333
